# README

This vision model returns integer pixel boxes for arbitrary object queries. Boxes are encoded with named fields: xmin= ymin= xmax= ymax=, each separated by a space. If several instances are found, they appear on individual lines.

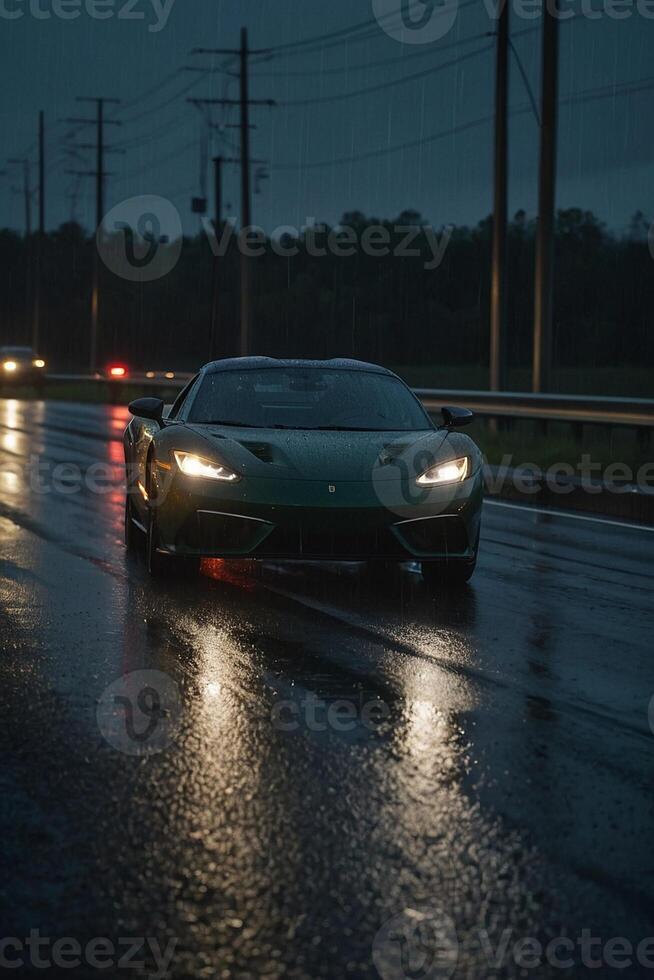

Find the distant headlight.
xmin=3 ymin=361 xmax=17 ymax=372
xmin=173 ymin=451 xmax=240 ymax=482
xmin=33 ymin=359 xmax=45 ymax=368
xmin=416 ymin=456 xmax=469 ymax=486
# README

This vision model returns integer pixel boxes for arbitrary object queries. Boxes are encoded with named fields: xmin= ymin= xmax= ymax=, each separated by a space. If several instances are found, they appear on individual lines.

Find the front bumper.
xmin=1 ymin=369 xmax=43 ymax=385
xmin=150 ymin=470 xmax=483 ymax=562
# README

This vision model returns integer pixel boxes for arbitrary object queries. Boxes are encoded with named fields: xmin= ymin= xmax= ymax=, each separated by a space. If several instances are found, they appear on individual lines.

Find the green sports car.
xmin=123 ymin=357 xmax=483 ymax=584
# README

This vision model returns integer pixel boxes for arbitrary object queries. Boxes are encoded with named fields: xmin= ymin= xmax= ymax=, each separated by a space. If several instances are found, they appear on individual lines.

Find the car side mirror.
xmin=440 ymin=405 xmax=475 ymax=429
xmin=128 ymin=397 xmax=165 ymax=427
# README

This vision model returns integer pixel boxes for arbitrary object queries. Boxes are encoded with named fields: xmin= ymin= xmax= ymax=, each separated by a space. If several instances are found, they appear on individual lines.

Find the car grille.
xmin=393 ymin=515 xmax=469 ymax=556
xmin=254 ymin=524 xmax=405 ymax=559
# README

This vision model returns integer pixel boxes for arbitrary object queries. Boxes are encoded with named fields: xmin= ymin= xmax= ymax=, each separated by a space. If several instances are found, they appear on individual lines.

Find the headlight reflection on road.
xmin=3 ymin=399 xmax=20 ymax=430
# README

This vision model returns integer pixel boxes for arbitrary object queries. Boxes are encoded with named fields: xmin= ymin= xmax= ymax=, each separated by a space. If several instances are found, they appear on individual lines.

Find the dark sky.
xmin=1 ymin=0 xmax=653 ymax=235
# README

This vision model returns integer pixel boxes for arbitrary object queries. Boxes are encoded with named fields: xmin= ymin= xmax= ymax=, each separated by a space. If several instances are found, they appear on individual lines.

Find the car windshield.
xmin=1 ymin=347 xmax=33 ymax=356
xmin=187 ymin=367 xmax=432 ymax=431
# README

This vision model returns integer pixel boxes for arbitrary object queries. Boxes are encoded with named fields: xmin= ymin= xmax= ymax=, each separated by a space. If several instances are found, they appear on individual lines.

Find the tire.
xmin=124 ymin=494 xmax=146 ymax=553
xmin=422 ymin=529 xmax=479 ymax=588
xmin=365 ymin=560 xmax=401 ymax=582
xmin=421 ymin=557 xmax=476 ymax=588
xmin=147 ymin=507 xmax=173 ymax=577
xmin=146 ymin=505 xmax=199 ymax=579
xmin=124 ymin=495 xmax=138 ymax=552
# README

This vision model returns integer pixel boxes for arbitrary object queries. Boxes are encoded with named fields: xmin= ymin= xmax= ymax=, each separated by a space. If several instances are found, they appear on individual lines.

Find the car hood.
xmin=185 ymin=425 xmax=452 ymax=482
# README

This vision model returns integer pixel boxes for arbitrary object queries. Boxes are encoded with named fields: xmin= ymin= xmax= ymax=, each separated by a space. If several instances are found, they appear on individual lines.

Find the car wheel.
xmin=421 ymin=558 xmax=476 ymax=588
xmin=422 ymin=529 xmax=479 ymax=589
xmin=365 ymin=560 xmax=401 ymax=582
xmin=124 ymin=495 xmax=144 ymax=553
xmin=147 ymin=507 xmax=173 ymax=577
xmin=146 ymin=507 xmax=199 ymax=578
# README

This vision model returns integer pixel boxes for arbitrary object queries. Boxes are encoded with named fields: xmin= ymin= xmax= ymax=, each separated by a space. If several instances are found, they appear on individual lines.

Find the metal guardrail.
xmin=41 ymin=375 xmax=654 ymax=430
xmin=416 ymin=389 xmax=654 ymax=430
xmin=48 ymin=372 xmax=192 ymax=388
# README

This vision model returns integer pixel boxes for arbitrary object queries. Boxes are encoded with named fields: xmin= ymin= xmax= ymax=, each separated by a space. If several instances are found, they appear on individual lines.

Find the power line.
xmin=117 ymin=74 xmax=209 ymax=126
xmin=270 ymin=114 xmax=493 ymax=171
xmin=508 ymin=36 xmax=540 ymax=125
xmin=263 ymin=0 xmax=478 ymax=56
xmin=249 ymin=30 xmax=496 ymax=77
xmin=268 ymin=75 xmax=654 ymax=173
xmin=278 ymin=43 xmax=493 ymax=107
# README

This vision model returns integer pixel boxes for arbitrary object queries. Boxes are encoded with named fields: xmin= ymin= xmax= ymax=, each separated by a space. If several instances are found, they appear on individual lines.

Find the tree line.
xmin=0 ymin=207 xmax=651 ymax=376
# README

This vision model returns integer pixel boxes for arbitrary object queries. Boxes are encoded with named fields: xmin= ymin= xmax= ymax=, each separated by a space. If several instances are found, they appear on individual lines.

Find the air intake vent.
xmin=241 ymin=442 xmax=274 ymax=463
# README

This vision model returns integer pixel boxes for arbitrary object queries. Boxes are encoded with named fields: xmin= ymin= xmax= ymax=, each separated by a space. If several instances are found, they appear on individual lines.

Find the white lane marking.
xmin=484 ymin=498 xmax=654 ymax=534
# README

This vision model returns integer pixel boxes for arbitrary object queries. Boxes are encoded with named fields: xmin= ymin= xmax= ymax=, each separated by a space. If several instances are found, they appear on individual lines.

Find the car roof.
xmin=202 ymin=357 xmax=395 ymax=377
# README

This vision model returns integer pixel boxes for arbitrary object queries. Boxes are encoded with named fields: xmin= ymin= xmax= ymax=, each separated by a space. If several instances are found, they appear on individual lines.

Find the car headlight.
xmin=173 ymin=450 xmax=240 ymax=482
xmin=416 ymin=456 xmax=469 ymax=486
xmin=3 ymin=361 xmax=17 ymax=372
xmin=33 ymin=359 xmax=45 ymax=369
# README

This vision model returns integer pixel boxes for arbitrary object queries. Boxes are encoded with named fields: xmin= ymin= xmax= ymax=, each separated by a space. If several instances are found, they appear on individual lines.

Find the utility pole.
xmin=65 ymin=97 xmax=121 ymax=372
xmin=207 ymin=154 xmax=264 ymax=358
xmin=490 ymin=0 xmax=509 ymax=393
xmin=239 ymin=27 xmax=252 ymax=356
xmin=33 ymin=110 xmax=45 ymax=352
xmin=209 ymin=155 xmax=223 ymax=360
xmin=533 ymin=2 xmax=559 ymax=393
xmin=8 ymin=157 xmax=31 ymax=236
xmin=213 ymin=154 xmax=222 ymax=233
xmin=190 ymin=30 xmax=275 ymax=356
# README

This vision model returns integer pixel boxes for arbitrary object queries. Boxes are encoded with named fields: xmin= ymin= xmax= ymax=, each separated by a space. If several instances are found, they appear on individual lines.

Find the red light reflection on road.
xmin=200 ymin=558 xmax=256 ymax=591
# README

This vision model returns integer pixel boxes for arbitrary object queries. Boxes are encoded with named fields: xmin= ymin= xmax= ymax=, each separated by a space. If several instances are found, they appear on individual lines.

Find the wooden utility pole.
xmin=213 ymin=154 xmax=223 ymax=233
xmin=33 ymin=110 xmax=45 ymax=352
xmin=7 ymin=157 xmax=31 ymax=236
xmin=533 ymin=3 xmax=559 ymax=393
xmin=239 ymin=28 xmax=252 ymax=356
xmin=190 ymin=30 xmax=274 ymax=356
xmin=66 ymin=97 xmax=121 ymax=372
xmin=490 ymin=1 xmax=509 ymax=393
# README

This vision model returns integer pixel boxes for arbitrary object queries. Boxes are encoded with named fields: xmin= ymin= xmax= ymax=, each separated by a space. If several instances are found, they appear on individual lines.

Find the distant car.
xmin=102 ymin=363 xmax=130 ymax=380
xmin=124 ymin=357 xmax=483 ymax=585
xmin=0 ymin=346 xmax=46 ymax=388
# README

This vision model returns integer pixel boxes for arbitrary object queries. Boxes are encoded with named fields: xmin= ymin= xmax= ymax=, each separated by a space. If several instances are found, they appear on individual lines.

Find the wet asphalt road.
xmin=0 ymin=399 xmax=652 ymax=980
